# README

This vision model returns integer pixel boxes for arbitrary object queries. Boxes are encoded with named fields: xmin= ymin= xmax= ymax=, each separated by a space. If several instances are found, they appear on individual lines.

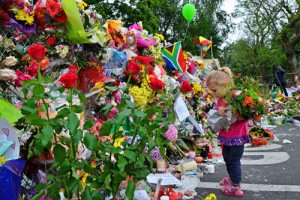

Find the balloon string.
xmin=182 ymin=22 xmax=190 ymax=42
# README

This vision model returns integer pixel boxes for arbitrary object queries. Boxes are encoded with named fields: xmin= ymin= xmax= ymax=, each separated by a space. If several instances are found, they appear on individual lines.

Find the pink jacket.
xmin=216 ymin=98 xmax=250 ymax=146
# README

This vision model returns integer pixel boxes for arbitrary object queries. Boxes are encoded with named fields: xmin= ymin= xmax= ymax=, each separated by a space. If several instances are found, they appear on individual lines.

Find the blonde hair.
xmin=206 ymin=67 xmax=234 ymax=88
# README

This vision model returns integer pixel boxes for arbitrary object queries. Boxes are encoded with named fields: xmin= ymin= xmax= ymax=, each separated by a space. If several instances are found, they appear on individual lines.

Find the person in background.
xmin=273 ymin=65 xmax=288 ymax=96
xmin=206 ymin=67 xmax=250 ymax=197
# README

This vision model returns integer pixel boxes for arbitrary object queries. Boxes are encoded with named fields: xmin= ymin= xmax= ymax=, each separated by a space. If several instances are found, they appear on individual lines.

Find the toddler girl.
xmin=206 ymin=67 xmax=250 ymax=197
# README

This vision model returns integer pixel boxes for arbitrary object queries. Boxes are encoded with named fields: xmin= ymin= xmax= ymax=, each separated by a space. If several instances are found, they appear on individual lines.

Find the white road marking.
xmin=199 ymin=182 xmax=300 ymax=192
xmin=244 ymin=143 xmax=282 ymax=151
xmin=242 ymin=152 xmax=289 ymax=165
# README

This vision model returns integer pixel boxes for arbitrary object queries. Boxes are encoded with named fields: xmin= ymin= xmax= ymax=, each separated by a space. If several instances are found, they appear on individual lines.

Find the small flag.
xmin=161 ymin=42 xmax=186 ymax=72
xmin=193 ymin=36 xmax=212 ymax=58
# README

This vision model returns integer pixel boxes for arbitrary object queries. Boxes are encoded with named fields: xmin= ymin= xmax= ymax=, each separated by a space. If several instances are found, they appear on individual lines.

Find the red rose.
xmin=59 ymin=71 xmax=78 ymax=88
xmin=28 ymin=44 xmax=47 ymax=61
xmin=14 ymin=70 xmax=33 ymax=87
xmin=46 ymin=37 xmax=56 ymax=46
xmin=180 ymin=80 xmax=194 ymax=93
xmin=149 ymin=77 xmax=165 ymax=91
xmin=125 ymin=61 xmax=141 ymax=76
xmin=25 ymin=61 xmax=38 ymax=76
xmin=68 ymin=65 xmax=78 ymax=73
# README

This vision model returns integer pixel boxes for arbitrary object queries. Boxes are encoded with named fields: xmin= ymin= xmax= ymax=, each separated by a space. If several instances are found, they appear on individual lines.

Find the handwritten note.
xmin=147 ymin=173 xmax=182 ymax=186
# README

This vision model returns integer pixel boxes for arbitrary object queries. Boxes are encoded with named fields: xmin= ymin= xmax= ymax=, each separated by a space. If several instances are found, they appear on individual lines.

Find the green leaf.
xmin=137 ymin=155 xmax=145 ymax=167
xmin=100 ymin=120 xmax=113 ymax=136
xmin=33 ymin=84 xmax=44 ymax=96
xmin=21 ymin=98 xmax=38 ymax=115
xmin=117 ymin=156 xmax=128 ymax=172
xmin=132 ymin=167 xmax=150 ymax=179
xmin=68 ymin=177 xmax=79 ymax=193
xmin=83 ymin=120 xmax=93 ymax=130
xmin=82 ymin=188 xmax=92 ymax=200
xmin=73 ymin=129 xmax=83 ymax=142
xmin=29 ymin=118 xmax=48 ymax=126
xmin=104 ymin=174 xmax=112 ymax=190
xmin=125 ymin=180 xmax=135 ymax=200
xmin=168 ymin=112 xmax=175 ymax=122
xmin=101 ymin=104 xmax=114 ymax=116
xmin=73 ymin=105 xmax=84 ymax=113
xmin=57 ymin=108 xmax=71 ymax=118
xmin=78 ymin=93 xmax=88 ymax=104
xmin=21 ymin=79 xmax=38 ymax=87
xmin=84 ymin=133 xmax=99 ymax=151
xmin=67 ymin=113 xmax=79 ymax=134
xmin=53 ymin=144 xmax=66 ymax=163
xmin=105 ymin=86 xmax=118 ymax=92
xmin=40 ymin=76 xmax=54 ymax=84
xmin=41 ymin=125 xmax=54 ymax=147
xmin=126 ymin=100 xmax=135 ymax=108
xmin=33 ymin=140 xmax=44 ymax=156
xmin=133 ymin=109 xmax=147 ymax=118
xmin=115 ymin=109 xmax=131 ymax=124
xmin=124 ymin=150 xmax=136 ymax=162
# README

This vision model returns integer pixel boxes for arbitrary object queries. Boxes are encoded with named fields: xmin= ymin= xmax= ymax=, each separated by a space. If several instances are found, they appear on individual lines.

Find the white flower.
xmin=0 ymin=69 xmax=17 ymax=80
xmin=3 ymin=56 xmax=18 ymax=66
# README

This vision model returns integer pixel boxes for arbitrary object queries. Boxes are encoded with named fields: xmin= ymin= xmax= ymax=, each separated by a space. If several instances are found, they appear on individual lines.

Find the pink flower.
xmin=107 ymin=107 xmax=118 ymax=119
xmin=14 ymin=70 xmax=32 ymax=87
xmin=163 ymin=124 xmax=178 ymax=142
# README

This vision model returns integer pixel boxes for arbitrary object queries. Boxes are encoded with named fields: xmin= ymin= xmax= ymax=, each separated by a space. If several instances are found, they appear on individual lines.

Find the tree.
xmin=235 ymin=0 xmax=300 ymax=78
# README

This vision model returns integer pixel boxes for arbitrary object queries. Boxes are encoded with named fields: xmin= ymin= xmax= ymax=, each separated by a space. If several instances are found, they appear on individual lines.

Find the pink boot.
xmin=222 ymin=183 xmax=244 ymax=197
xmin=219 ymin=177 xmax=230 ymax=186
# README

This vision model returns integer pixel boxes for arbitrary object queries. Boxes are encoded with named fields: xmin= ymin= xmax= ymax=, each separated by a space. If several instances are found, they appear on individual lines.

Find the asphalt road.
xmin=194 ymin=124 xmax=300 ymax=200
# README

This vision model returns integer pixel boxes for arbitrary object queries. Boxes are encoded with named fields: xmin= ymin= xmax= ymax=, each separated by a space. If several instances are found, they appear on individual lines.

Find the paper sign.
xmin=0 ymin=119 xmax=20 ymax=160
xmin=174 ymin=95 xmax=190 ymax=122
xmin=146 ymin=173 xmax=182 ymax=186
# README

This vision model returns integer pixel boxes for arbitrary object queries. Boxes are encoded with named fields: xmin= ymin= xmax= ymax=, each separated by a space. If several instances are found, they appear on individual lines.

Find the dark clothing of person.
xmin=273 ymin=67 xmax=288 ymax=96
xmin=222 ymin=145 xmax=244 ymax=187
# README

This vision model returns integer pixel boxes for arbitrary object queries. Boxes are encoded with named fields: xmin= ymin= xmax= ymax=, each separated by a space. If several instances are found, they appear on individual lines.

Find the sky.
xmin=221 ymin=0 xmax=243 ymax=43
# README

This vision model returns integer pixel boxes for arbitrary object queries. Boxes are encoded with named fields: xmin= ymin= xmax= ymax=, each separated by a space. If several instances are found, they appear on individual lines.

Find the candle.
xmin=180 ymin=160 xmax=197 ymax=173
xmin=207 ymin=164 xmax=215 ymax=173
xmin=160 ymin=195 xmax=170 ymax=200
xmin=157 ymin=160 xmax=166 ymax=169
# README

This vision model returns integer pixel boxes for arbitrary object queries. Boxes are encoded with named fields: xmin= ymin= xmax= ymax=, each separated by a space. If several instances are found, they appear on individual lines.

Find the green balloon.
xmin=182 ymin=3 xmax=196 ymax=22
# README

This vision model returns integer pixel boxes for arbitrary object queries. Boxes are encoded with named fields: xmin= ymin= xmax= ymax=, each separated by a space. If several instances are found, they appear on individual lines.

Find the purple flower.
xmin=150 ymin=146 xmax=163 ymax=161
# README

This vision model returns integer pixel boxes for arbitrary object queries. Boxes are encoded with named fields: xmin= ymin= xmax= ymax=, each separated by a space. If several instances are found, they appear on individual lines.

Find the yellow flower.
xmin=114 ymin=137 xmax=125 ymax=147
xmin=25 ymin=12 xmax=35 ymax=25
xmin=0 ymin=156 xmax=7 ymax=166
xmin=205 ymin=193 xmax=217 ymax=200
xmin=193 ymin=82 xmax=204 ymax=94
xmin=155 ymin=33 xmax=164 ymax=41
xmin=129 ymin=86 xmax=151 ymax=106
xmin=77 ymin=0 xmax=88 ymax=10
xmin=91 ymin=81 xmax=106 ymax=94
xmin=80 ymin=172 xmax=89 ymax=187
xmin=15 ymin=10 xmax=27 ymax=21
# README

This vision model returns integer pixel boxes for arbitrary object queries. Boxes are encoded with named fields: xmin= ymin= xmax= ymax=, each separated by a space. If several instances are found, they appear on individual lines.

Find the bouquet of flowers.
xmin=225 ymin=76 xmax=267 ymax=121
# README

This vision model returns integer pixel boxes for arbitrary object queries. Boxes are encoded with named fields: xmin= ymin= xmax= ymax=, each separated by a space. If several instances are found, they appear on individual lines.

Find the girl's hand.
xmin=218 ymin=106 xmax=227 ymax=118
xmin=233 ymin=111 xmax=245 ymax=121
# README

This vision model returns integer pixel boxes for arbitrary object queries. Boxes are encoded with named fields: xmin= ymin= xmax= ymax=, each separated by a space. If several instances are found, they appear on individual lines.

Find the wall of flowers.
xmin=0 ymin=0 xmax=218 ymax=199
